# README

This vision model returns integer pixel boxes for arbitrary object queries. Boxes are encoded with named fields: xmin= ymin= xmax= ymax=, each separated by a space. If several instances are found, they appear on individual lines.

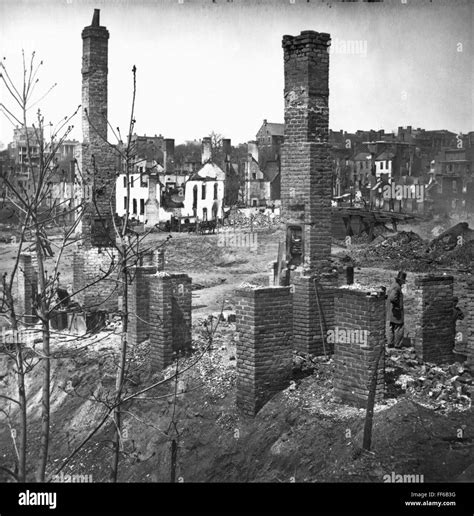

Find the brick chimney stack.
xmin=281 ymin=30 xmax=332 ymax=272
xmin=247 ymin=141 xmax=259 ymax=163
xmin=81 ymin=8 xmax=109 ymax=144
xmin=163 ymin=138 xmax=175 ymax=174
xmin=79 ymin=9 xmax=116 ymax=247
xmin=202 ymin=137 xmax=212 ymax=164
xmin=222 ymin=138 xmax=231 ymax=159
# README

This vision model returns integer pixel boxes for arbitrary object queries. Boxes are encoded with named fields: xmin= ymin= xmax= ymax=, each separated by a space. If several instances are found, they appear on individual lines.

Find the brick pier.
xmin=413 ymin=275 xmax=454 ymax=364
xmin=150 ymin=273 xmax=192 ymax=371
xmin=16 ymin=254 xmax=37 ymax=324
xmin=235 ymin=286 xmax=293 ymax=416
xmin=127 ymin=266 xmax=157 ymax=346
xmin=333 ymin=287 xmax=386 ymax=407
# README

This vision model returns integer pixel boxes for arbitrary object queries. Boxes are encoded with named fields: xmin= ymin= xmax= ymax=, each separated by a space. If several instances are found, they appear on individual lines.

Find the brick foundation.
xmin=127 ymin=266 xmax=157 ymax=346
xmin=292 ymin=271 xmax=338 ymax=355
xmin=333 ymin=288 xmax=386 ymax=407
xmin=72 ymin=247 xmax=119 ymax=312
xmin=413 ymin=275 xmax=454 ymax=364
xmin=150 ymin=273 xmax=192 ymax=371
xmin=235 ymin=286 xmax=293 ymax=416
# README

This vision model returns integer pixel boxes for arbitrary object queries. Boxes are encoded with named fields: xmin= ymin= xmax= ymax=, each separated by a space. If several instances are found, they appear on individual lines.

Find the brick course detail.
xmin=127 ymin=266 xmax=157 ymax=346
xmin=413 ymin=275 xmax=455 ymax=364
xmin=333 ymin=288 xmax=385 ymax=407
xmin=72 ymin=247 xmax=119 ymax=312
xmin=235 ymin=286 xmax=293 ymax=416
xmin=150 ymin=273 xmax=192 ymax=371
xmin=293 ymin=272 xmax=337 ymax=355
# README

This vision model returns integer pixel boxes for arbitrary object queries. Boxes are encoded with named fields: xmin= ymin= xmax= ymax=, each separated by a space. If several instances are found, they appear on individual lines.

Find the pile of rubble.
xmin=226 ymin=209 xmax=281 ymax=230
xmin=349 ymin=231 xmax=428 ymax=270
xmin=387 ymin=348 xmax=472 ymax=412
xmin=170 ymin=317 xmax=237 ymax=403
xmin=350 ymin=223 xmax=474 ymax=271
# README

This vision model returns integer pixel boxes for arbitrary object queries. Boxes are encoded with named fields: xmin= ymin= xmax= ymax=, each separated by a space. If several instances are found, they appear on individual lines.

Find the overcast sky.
xmin=0 ymin=0 xmax=472 ymax=148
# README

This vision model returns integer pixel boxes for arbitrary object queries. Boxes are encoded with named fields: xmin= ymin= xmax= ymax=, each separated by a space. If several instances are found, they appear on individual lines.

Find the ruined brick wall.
xmin=150 ymin=273 xmax=192 ymax=371
xmin=281 ymin=31 xmax=332 ymax=271
xmin=333 ymin=288 xmax=386 ymax=407
xmin=235 ymin=286 xmax=293 ymax=416
xmin=467 ymin=277 xmax=474 ymax=370
xmin=293 ymin=271 xmax=337 ymax=355
xmin=72 ymin=247 xmax=119 ymax=312
xmin=413 ymin=275 xmax=454 ymax=364
xmin=127 ymin=266 xmax=157 ymax=346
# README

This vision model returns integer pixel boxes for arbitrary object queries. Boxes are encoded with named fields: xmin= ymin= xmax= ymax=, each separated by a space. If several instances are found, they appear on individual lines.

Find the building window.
xmin=123 ymin=176 xmax=126 ymax=188
xmin=202 ymin=184 xmax=206 ymax=200
xmin=140 ymin=199 xmax=145 ymax=215
xmin=380 ymin=161 xmax=384 ymax=170
xmin=140 ymin=175 xmax=148 ymax=188
xmin=252 ymin=172 xmax=257 ymax=180
xmin=124 ymin=196 xmax=128 ymax=209
xmin=202 ymin=207 xmax=208 ymax=221
xmin=213 ymin=183 xmax=218 ymax=200
xmin=193 ymin=185 xmax=198 ymax=213
xmin=131 ymin=176 xmax=135 ymax=188
xmin=132 ymin=198 xmax=137 ymax=214
xmin=252 ymin=199 xmax=258 ymax=207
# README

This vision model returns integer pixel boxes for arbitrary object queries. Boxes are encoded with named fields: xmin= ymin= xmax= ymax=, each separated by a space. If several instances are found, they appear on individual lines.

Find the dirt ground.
xmin=0 ymin=222 xmax=473 ymax=482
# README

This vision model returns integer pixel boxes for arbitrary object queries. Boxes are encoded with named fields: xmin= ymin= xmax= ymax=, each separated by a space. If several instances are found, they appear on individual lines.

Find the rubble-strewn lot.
xmin=1 ymin=318 xmax=472 ymax=483
xmin=1 ymin=221 xmax=473 ymax=482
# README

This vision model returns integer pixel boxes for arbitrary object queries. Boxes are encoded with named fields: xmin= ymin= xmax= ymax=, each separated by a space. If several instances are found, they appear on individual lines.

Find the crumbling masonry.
xmin=281 ymin=31 xmax=337 ymax=357
xmin=70 ymin=11 xmax=192 ymax=369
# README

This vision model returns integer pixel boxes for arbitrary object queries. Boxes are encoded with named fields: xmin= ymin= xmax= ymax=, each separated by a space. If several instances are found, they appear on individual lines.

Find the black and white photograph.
xmin=0 ymin=0 xmax=473 ymax=513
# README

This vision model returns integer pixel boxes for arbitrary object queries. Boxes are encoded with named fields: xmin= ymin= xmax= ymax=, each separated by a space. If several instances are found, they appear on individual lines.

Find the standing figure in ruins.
xmin=387 ymin=271 xmax=407 ymax=349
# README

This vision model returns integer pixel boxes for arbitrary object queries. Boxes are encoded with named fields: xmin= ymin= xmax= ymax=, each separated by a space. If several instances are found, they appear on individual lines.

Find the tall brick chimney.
xmin=281 ymin=30 xmax=332 ymax=272
xmin=202 ymin=137 xmax=212 ymax=164
xmin=163 ymin=138 xmax=175 ymax=174
xmin=222 ymin=138 xmax=231 ymax=160
xmin=247 ymin=141 xmax=259 ymax=163
xmin=79 ymin=9 xmax=116 ymax=247
xmin=81 ymin=8 xmax=109 ymax=145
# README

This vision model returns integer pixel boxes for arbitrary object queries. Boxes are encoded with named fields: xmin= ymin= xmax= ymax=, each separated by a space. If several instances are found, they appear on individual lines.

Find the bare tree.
xmin=0 ymin=52 xmax=116 ymax=482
